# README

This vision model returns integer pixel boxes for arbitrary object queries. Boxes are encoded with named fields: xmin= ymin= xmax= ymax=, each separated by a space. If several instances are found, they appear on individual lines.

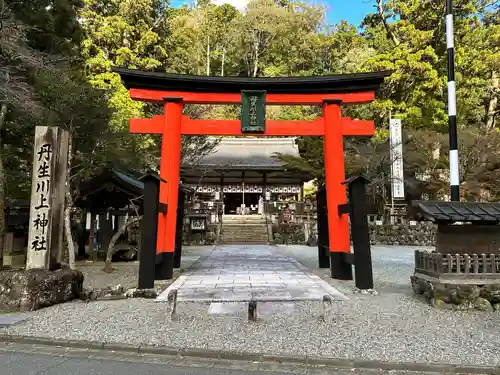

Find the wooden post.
xmin=316 ymin=185 xmax=330 ymax=269
xmin=156 ymin=98 xmax=183 ymax=280
xmin=0 ymin=233 xmax=4 ymax=263
xmin=99 ymin=212 xmax=112 ymax=258
xmin=343 ymin=176 xmax=373 ymax=290
xmin=89 ymin=212 xmax=97 ymax=261
xmin=322 ymin=100 xmax=352 ymax=280
xmin=174 ymin=186 xmax=185 ymax=268
xmin=1 ymin=233 xmax=13 ymax=266
xmin=138 ymin=174 xmax=160 ymax=289
xmin=26 ymin=126 xmax=69 ymax=270
xmin=77 ymin=209 xmax=87 ymax=258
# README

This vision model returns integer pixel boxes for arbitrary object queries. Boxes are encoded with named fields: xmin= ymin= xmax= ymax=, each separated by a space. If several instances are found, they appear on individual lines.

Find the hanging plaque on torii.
xmin=241 ymin=90 xmax=266 ymax=133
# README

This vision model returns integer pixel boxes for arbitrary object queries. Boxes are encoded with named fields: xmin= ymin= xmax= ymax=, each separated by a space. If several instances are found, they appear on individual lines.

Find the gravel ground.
xmin=2 ymin=245 xmax=500 ymax=367
xmin=276 ymin=244 xmax=431 ymax=295
xmin=79 ymin=246 xmax=211 ymax=292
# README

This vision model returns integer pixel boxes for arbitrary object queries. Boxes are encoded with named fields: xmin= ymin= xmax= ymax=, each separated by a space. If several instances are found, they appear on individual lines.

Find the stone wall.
xmin=272 ymin=223 xmax=306 ymax=245
xmin=271 ymin=222 xmax=437 ymax=247
xmin=411 ymin=276 xmax=500 ymax=311
xmin=369 ymin=223 xmax=436 ymax=246
xmin=182 ymin=223 xmax=217 ymax=246
xmin=182 ymin=219 xmax=437 ymax=247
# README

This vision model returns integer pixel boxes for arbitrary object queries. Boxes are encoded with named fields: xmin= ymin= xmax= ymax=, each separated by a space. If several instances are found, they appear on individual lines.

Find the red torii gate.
xmin=114 ymin=68 xmax=390 ymax=279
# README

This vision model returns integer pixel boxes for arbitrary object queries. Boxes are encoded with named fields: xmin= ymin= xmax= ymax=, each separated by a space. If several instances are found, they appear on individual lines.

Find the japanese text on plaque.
xmin=248 ymin=96 xmax=258 ymax=127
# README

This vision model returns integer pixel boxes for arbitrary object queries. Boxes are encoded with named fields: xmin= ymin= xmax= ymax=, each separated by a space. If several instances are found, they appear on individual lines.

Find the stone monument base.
xmin=0 ymin=266 xmax=83 ymax=312
xmin=411 ymin=274 xmax=500 ymax=311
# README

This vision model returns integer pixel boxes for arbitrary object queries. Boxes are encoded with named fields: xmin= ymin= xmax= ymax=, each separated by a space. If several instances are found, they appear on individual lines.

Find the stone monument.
xmin=26 ymin=126 xmax=69 ymax=270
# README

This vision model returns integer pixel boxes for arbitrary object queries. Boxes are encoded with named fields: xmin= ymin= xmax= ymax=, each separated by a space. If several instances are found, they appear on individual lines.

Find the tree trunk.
xmin=376 ymin=0 xmax=400 ymax=45
xmin=253 ymin=41 xmax=259 ymax=78
xmin=103 ymin=215 xmax=142 ymax=273
xmin=206 ymin=36 xmax=211 ymax=76
xmin=485 ymin=71 xmax=498 ymax=130
xmin=0 ymin=104 xmax=7 ymax=237
xmin=89 ymin=212 xmax=96 ymax=260
xmin=64 ymin=131 xmax=75 ymax=269
xmin=221 ymin=48 xmax=225 ymax=77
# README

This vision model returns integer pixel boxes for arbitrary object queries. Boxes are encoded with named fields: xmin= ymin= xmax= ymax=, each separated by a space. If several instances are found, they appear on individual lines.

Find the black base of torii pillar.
xmin=316 ymin=176 xmax=374 ymax=289
xmin=138 ymin=174 xmax=185 ymax=289
xmin=138 ymin=174 xmax=160 ymax=289
xmin=316 ymin=185 xmax=330 ymax=269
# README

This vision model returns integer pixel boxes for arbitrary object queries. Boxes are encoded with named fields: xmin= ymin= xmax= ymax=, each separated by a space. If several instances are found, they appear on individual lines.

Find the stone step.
xmin=222 ymin=236 xmax=268 ymax=238
xmin=222 ymin=216 xmax=267 ymax=224
xmin=221 ymin=232 xmax=267 ymax=237
xmin=223 ymin=215 xmax=264 ymax=219
xmin=220 ymin=243 xmax=269 ymax=245
xmin=222 ymin=234 xmax=268 ymax=238
xmin=223 ymin=222 xmax=267 ymax=226
xmin=222 ymin=225 xmax=267 ymax=228
xmin=222 ymin=229 xmax=267 ymax=232
xmin=222 ymin=237 xmax=268 ymax=239
xmin=222 ymin=234 xmax=268 ymax=236
xmin=221 ymin=238 xmax=269 ymax=244
xmin=221 ymin=234 xmax=269 ymax=239
xmin=220 ymin=216 xmax=269 ymax=244
xmin=220 ymin=236 xmax=268 ymax=238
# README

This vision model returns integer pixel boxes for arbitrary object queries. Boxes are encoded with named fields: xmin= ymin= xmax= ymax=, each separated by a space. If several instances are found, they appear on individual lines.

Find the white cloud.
xmin=211 ymin=0 xmax=249 ymax=11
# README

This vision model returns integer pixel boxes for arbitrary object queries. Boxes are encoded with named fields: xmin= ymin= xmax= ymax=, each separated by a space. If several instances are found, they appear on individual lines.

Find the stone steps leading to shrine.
xmin=220 ymin=221 xmax=269 ymax=244
xmin=222 ymin=215 xmax=267 ymax=225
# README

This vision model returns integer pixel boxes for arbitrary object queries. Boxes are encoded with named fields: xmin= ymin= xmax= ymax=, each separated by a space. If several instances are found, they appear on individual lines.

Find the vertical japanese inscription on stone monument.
xmin=241 ymin=90 xmax=266 ymax=133
xmin=31 ymin=143 xmax=51 ymax=254
xmin=27 ymin=127 xmax=69 ymax=269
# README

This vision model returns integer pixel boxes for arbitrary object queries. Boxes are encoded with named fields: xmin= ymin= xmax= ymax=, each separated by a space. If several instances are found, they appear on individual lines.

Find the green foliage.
xmin=2 ymin=0 xmax=500 ymax=204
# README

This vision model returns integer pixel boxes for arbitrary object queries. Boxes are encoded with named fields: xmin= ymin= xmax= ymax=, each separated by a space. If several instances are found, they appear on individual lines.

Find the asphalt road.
xmin=0 ymin=351 xmax=292 ymax=375
xmin=0 ymin=342 xmax=474 ymax=375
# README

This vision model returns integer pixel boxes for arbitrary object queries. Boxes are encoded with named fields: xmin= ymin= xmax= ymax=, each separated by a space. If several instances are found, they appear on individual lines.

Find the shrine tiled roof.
xmin=412 ymin=200 xmax=500 ymax=223
xmin=188 ymin=137 xmax=299 ymax=170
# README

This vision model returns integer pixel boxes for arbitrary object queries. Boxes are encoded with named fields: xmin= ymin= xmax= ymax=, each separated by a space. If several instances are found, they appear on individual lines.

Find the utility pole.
xmin=446 ymin=0 xmax=460 ymax=201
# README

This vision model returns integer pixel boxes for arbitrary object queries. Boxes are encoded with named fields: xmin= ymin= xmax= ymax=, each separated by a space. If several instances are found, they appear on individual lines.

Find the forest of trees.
xmin=1 ymin=0 xmax=499 ymax=228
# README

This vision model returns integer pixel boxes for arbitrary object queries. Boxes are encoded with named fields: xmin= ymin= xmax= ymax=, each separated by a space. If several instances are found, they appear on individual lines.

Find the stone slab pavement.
xmin=0 ymin=313 xmax=31 ymax=328
xmin=157 ymin=245 xmax=347 ymax=303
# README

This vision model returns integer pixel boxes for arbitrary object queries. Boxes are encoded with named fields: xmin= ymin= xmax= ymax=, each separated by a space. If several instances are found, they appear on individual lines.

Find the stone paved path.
xmin=157 ymin=245 xmax=347 ymax=303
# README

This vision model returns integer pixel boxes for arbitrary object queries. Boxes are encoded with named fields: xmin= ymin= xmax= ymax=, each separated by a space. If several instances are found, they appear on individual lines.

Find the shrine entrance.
xmin=114 ymin=67 xmax=390 ymax=281
xmin=223 ymin=193 xmax=261 ymax=215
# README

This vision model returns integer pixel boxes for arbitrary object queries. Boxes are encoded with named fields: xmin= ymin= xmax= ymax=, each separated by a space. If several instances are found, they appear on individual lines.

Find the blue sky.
xmin=171 ymin=0 xmax=377 ymax=26
xmin=322 ymin=0 xmax=376 ymax=25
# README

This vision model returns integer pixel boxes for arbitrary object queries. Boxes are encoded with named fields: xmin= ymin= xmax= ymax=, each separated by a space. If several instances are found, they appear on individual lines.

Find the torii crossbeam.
xmin=114 ymin=67 xmax=390 ymax=280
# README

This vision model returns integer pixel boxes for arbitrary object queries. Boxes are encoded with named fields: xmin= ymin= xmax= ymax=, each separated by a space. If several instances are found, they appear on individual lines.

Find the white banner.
xmin=389 ymin=119 xmax=405 ymax=200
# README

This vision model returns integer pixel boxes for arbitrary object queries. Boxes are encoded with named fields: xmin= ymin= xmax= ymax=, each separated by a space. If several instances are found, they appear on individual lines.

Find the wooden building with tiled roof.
xmin=181 ymin=137 xmax=312 ymax=215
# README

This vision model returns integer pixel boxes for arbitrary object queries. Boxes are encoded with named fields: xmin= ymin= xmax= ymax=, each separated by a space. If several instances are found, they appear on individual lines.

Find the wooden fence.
xmin=415 ymin=250 xmax=500 ymax=280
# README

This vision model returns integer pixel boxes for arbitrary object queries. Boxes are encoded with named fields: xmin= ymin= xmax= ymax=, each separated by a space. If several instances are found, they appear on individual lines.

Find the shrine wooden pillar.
xmin=156 ymin=97 xmax=183 ymax=280
xmin=323 ymin=99 xmax=353 ymax=280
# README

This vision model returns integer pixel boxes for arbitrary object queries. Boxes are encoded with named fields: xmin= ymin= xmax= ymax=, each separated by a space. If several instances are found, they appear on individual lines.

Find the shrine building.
xmin=181 ymin=137 xmax=313 ymax=215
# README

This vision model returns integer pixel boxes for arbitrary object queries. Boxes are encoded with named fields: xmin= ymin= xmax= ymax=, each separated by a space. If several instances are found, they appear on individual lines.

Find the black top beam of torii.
xmin=112 ymin=67 xmax=392 ymax=94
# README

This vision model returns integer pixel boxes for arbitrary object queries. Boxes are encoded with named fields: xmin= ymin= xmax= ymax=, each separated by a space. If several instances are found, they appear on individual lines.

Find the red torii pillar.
xmin=154 ymin=98 xmax=183 ymax=279
xmin=323 ymin=99 xmax=352 ymax=279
